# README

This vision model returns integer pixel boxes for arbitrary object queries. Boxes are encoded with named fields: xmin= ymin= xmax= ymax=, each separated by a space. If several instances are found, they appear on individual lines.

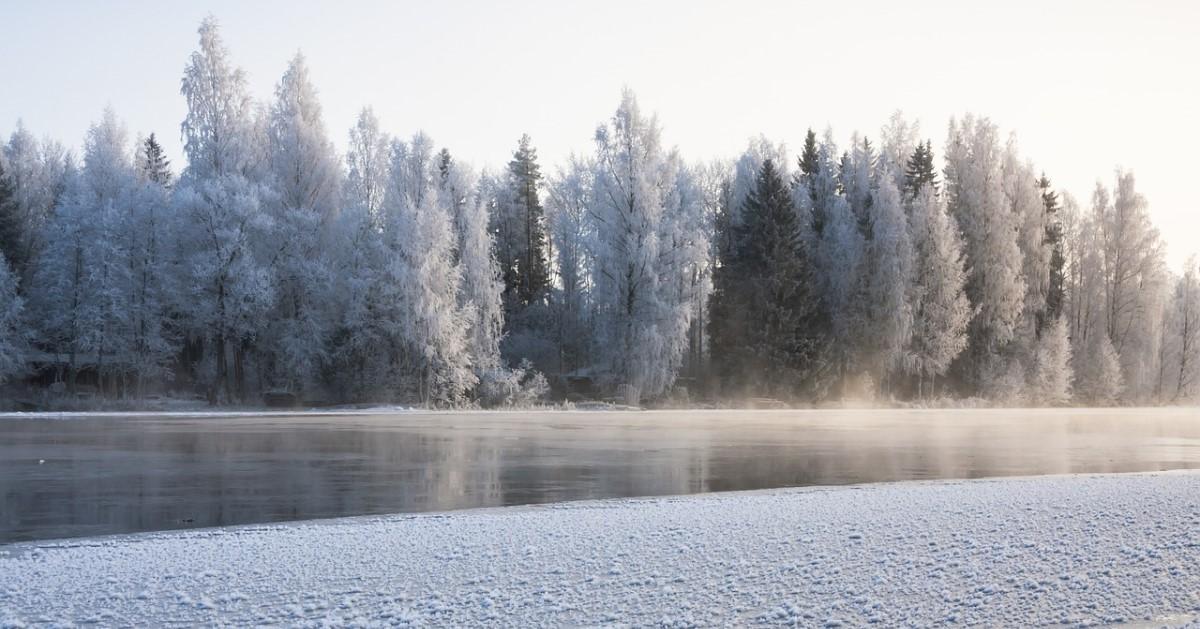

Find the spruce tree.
xmin=709 ymin=158 xmax=817 ymax=396
xmin=796 ymin=128 xmax=819 ymax=192
xmin=1039 ymin=174 xmax=1065 ymax=323
xmin=504 ymin=134 xmax=549 ymax=307
xmin=0 ymin=159 xmax=23 ymax=275
xmin=903 ymin=140 xmax=937 ymax=198
xmin=139 ymin=133 xmax=173 ymax=187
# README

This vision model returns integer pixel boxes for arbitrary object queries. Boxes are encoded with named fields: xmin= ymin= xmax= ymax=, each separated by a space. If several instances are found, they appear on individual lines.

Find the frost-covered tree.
xmin=1074 ymin=328 xmax=1123 ymax=405
xmin=174 ymin=176 xmax=274 ymax=402
xmin=1095 ymin=171 xmax=1167 ymax=400
xmin=267 ymin=52 xmax=339 ymax=221
xmin=905 ymin=185 xmax=970 ymax=397
xmin=326 ymin=109 xmax=392 ymax=400
xmin=3 ymin=123 xmax=69 ymax=278
xmin=841 ymin=134 xmax=876 ymax=234
xmin=125 ymin=167 xmax=178 ymax=395
xmin=879 ymin=111 xmax=920 ymax=193
xmin=816 ymin=191 xmax=866 ymax=388
xmin=383 ymin=133 xmax=474 ymax=404
xmin=588 ymin=90 xmax=706 ymax=400
xmin=862 ymin=171 xmax=914 ymax=388
xmin=1028 ymin=316 xmax=1072 ymax=405
xmin=1160 ymin=259 xmax=1199 ymax=402
xmin=1003 ymin=139 xmax=1051 ymax=330
xmin=456 ymin=170 xmax=505 ymax=375
xmin=545 ymin=156 xmax=595 ymax=375
xmin=30 ymin=109 xmax=137 ymax=394
xmin=345 ymin=107 xmax=390 ymax=222
xmin=261 ymin=52 xmax=341 ymax=390
xmin=180 ymin=16 xmax=257 ymax=182
xmin=944 ymin=115 xmax=1025 ymax=390
xmin=0 ymin=254 xmax=26 ymax=382
xmin=176 ymin=16 xmax=274 ymax=402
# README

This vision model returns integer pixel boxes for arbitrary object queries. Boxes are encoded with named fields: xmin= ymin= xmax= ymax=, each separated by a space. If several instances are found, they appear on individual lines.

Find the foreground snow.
xmin=3 ymin=473 xmax=1200 ymax=627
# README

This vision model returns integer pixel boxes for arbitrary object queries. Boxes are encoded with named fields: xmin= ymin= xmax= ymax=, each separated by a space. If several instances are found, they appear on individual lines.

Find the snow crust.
xmin=2 ymin=472 xmax=1199 ymax=627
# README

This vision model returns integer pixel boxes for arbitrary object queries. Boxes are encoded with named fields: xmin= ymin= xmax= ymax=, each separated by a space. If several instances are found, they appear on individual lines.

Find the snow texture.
xmin=2 ymin=472 xmax=1199 ymax=627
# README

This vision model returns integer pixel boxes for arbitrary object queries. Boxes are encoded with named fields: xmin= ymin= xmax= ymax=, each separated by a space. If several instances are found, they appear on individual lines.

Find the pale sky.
xmin=3 ymin=0 xmax=1197 ymax=269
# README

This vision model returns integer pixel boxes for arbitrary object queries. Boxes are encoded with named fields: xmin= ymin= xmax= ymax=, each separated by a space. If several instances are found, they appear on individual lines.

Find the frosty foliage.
xmin=0 ymin=17 xmax=1189 ymax=408
xmin=944 ymin=116 xmax=1025 ymax=364
xmin=905 ymin=185 xmax=970 ymax=395
xmin=588 ymin=90 xmax=705 ymax=400
xmin=0 ymin=254 xmax=25 ymax=381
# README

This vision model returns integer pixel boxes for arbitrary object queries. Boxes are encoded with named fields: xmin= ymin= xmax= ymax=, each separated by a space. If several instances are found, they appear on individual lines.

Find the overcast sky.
xmin=3 ymin=0 xmax=1197 ymax=268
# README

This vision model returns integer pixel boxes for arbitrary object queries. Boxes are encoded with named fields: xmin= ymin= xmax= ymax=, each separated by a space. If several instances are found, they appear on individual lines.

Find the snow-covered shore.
xmin=3 ymin=472 xmax=1199 ymax=627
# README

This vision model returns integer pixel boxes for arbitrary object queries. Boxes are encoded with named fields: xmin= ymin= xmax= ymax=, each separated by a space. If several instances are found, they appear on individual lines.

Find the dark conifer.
xmin=139 ymin=133 xmax=173 ymax=187
xmin=0 ymin=159 xmax=24 ymax=275
xmin=904 ymin=140 xmax=937 ymax=198
xmin=504 ymin=134 xmax=549 ymax=307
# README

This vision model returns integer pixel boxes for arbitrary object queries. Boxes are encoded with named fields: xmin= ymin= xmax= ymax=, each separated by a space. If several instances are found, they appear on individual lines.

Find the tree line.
xmin=0 ymin=17 xmax=1196 ymax=407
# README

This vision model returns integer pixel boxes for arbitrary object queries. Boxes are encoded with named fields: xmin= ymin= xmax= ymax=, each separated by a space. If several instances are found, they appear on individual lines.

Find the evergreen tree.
xmin=710 ymin=158 xmax=817 ymax=396
xmin=0 ymin=159 xmax=23 ymax=275
xmin=903 ymin=141 xmax=937 ymax=198
xmin=501 ymin=134 xmax=550 ymax=308
xmin=0 ymin=253 xmax=25 ymax=382
xmin=137 ymin=133 xmax=173 ymax=187
xmin=1040 ymin=174 xmax=1066 ymax=323
xmin=797 ymin=128 xmax=819 ymax=192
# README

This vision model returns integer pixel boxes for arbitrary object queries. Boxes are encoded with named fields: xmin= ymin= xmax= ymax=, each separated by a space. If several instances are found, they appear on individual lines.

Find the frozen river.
xmin=1 ymin=407 xmax=1198 ymax=543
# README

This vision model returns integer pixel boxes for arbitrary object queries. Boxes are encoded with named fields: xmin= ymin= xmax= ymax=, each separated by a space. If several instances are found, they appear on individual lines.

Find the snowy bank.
xmin=2 ymin=472 xmax=1199 ymax=627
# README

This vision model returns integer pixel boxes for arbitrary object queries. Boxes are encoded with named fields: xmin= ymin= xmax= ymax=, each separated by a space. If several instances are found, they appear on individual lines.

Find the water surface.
xmin=2 ymin=407 xmax=1198 ymax=543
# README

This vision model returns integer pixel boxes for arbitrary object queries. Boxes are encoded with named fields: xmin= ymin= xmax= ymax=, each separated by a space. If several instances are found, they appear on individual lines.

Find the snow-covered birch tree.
xmin=588 ymin=89 xmax=706 ymax=401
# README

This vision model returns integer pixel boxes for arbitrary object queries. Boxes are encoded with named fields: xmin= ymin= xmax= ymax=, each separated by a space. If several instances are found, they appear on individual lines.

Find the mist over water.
xmin=2 ymin=408 xmax=1198 ymax=543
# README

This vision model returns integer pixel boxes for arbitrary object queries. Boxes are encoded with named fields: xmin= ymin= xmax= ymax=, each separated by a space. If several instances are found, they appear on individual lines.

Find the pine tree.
xmin=903 ymin=141 xmax=937 ymax=198
xmin=503 ymin=134 xmax=550 ymax=307
xmin=138 ymin=133 xmax=173 ymax=187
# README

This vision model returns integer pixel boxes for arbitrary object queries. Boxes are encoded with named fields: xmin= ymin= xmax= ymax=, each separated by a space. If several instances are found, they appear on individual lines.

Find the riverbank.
xmin=2 ymin=471 xmax=1198 ymax=626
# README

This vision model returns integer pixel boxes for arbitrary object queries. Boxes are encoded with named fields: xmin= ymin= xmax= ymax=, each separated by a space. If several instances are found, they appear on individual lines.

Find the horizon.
xmin=2 ymin=0 xmax=1197 ymax=270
